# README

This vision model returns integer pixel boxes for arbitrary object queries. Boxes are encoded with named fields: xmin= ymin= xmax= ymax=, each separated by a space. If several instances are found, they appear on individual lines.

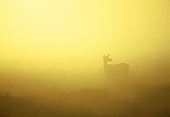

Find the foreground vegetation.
xmin=0 ymin=82 xmax=170 ymax=117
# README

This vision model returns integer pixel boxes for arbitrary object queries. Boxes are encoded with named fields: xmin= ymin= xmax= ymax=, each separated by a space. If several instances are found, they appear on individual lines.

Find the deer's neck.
xmin=103 ymin=60 xmax=108 ymax=67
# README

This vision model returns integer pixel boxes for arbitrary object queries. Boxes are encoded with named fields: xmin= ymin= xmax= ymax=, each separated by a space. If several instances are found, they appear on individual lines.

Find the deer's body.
xmin=103 ymin=54 xmax=129 ymax=78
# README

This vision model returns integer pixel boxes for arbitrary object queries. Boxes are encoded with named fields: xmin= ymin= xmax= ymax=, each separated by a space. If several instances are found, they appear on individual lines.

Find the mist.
xmin=0 ymin=0 xmax=170 ymax=117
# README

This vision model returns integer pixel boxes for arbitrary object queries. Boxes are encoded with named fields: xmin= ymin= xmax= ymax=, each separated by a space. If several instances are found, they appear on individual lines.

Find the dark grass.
xmin=0 ymin=83 xmax=170 ymax=117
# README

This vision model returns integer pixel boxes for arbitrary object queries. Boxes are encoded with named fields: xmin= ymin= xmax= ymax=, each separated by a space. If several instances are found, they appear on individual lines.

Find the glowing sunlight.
xmin=0 ymin=0 xmax=170 ymax=117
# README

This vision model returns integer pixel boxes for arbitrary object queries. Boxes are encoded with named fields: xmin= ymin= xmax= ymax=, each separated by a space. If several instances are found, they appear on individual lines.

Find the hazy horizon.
xmin=1 ymin=0 xmax=169 ymax=67
xmin=0 ymin=0 xmax=169 ymax=95
xmin=0 ymin=1 xmax=170 ymax=116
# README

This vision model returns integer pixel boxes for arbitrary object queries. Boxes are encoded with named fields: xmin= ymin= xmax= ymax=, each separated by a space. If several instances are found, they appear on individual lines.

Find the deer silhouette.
xmin=103 ymin=54 xmax=129 ymax=78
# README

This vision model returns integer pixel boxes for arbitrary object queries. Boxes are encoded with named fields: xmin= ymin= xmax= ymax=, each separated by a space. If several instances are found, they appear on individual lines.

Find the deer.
xmin=103 ymin=54 xmax=129 ymax=78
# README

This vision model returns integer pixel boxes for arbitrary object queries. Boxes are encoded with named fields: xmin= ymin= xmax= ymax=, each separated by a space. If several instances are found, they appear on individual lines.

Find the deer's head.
xmin=103 ymin=54 xmax=112 ymax=62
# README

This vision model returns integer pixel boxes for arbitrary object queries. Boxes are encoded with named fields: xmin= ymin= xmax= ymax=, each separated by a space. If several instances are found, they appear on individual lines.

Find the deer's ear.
xmin=107 ymin=54 xmax=110 ymax=57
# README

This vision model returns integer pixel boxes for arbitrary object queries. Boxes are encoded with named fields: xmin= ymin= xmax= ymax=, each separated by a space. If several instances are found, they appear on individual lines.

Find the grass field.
xmin=0 ymin=61 xmax=170 ymax=117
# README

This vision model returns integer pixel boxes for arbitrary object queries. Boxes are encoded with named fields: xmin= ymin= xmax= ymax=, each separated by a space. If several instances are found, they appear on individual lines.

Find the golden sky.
xmin=0 ymin=0 xmax=169 ymax=70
